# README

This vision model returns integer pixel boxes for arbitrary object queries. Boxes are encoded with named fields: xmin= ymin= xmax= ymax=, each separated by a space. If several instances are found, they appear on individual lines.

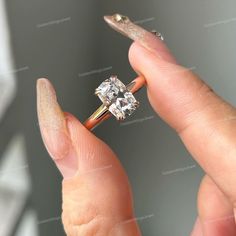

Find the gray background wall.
xmin=3 ymin=0 xmax=236 ymax=235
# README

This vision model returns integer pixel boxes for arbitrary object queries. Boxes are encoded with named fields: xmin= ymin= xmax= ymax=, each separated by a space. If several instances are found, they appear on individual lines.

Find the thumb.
xmin=36 ymin=78 xmax=141 ymax=236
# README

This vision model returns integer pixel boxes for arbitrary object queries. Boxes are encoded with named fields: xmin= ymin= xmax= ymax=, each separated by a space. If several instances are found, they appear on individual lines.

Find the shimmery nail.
xmin=104 ymin=14 xmax=147 ymax=42
xmin=37 ymin=78 xmax=78 ymax=179
xmin=37 ymin=78 xmax=70 ymax=160
xmin=104 ymin=13 xmax=176 ymax=63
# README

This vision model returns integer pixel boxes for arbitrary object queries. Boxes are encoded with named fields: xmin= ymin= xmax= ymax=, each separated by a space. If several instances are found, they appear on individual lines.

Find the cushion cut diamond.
xmin=95 ymin=76 xmax=139 ymax=120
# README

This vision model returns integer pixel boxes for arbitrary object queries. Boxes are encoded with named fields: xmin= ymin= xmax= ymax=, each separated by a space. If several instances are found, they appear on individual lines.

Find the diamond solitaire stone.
xmin=95 ymin=76 xmax=139 ymax=120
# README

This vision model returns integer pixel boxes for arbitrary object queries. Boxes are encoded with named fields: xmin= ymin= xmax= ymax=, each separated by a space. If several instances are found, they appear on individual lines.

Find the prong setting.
xmin=134 ymin=101 xmax=140 ymax=108
xmin=94 ymin=88 xmax=100 ymax=96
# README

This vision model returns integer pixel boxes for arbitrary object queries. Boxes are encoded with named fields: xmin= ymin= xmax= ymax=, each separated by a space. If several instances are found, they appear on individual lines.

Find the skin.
xmin=37 ymin=19 xmax=236 ymax=235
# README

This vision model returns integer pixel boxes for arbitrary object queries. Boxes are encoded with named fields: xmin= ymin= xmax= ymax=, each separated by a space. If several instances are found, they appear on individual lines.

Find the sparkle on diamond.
xmin=96 ymin=76 xmax=139 ymax=120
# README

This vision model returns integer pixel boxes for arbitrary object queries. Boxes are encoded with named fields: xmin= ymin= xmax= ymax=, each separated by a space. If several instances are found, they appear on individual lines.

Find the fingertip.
xmin=128 ymin=41 xmax=182 ymax=88
xmin=128 ymin=40 xmax=177 ymax=71
xmin=128 ymin=41 xmax=215 ymax=133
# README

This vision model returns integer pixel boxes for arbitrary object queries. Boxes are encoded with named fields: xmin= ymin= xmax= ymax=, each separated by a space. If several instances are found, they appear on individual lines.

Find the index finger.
xmin=129 ymin=35 xmax=236 ymax=203
xmin=105 ymin=14 xmax=236 ymax=202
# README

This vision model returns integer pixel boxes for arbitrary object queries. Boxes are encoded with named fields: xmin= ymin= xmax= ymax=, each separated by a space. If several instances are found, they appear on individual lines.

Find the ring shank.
xmin=84 ymin=104 xmax=112 ymax=130
xmin=84 ymin=76 xmax=146 ymax=130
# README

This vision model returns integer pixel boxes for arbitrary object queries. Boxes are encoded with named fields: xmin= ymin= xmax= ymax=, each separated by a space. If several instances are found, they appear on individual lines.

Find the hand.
xmin=37 ymin=18 xmax=236 ymax=236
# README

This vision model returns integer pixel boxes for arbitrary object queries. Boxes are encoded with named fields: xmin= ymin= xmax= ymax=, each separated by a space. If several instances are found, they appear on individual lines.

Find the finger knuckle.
xmin=62 ymin=204 xmax=112 ymax=236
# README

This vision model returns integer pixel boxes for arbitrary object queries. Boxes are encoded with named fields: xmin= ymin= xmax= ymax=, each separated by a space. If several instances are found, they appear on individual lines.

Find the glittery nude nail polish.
xmin=104 ymin=13 xmax=176 ymax=63
xmin=37 ymin=78 xmax=77 ymax=178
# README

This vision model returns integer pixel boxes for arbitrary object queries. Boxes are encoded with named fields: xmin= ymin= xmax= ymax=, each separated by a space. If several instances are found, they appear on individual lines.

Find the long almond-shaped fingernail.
xmin=104 ymin=13 xmax=176 ymax=63
xmin=37 ymin=78 xmax=77 ymax=178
